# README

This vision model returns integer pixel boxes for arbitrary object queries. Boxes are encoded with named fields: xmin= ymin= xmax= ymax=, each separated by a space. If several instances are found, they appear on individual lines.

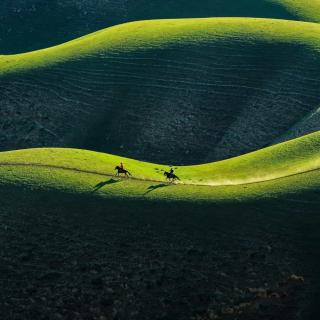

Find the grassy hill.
xmin=1 ymin=18 xmax=320 ymax=164
xmin=1 ymin=131 xmax=319 ymax=202
xmin=2 ymin=3 xmax=320 ymax=319
xmin=1 ymin=132 xmax=320 ymax=319
xmin=1 ymin=0 xmax=320 ymax=54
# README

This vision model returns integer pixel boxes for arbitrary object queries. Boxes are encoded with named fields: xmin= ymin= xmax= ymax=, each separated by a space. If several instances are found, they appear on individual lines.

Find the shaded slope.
xmin=0 ymin=131 xmax=319 ymax=202
xmin=1 ymin=0 xmax=320 ymax=54
xmin=272 ymin=0 xmax=320 ymax=23
xmin=273 ymin=103 xmax=320 ymax=145
xmin=1 ymin=105 xmax=320 ymax=320
xmin=1 ymin=18 xmax=320 ymax=164
xmin=1 ymin=182 xmax=319 ymax=320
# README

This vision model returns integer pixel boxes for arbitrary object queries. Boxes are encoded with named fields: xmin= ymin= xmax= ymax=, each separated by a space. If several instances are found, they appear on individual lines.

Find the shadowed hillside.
xmin=2 ymin=2 xmax=320 ymax=319
xmin=1 ymin=111 xmax=320 ymax=320
xmin=1 ymin=188 xmax=320 ymax=320
xmin=1 ymin=133 xmax=320 ymax=319
xmin=1 ymin=18 xmax=320 ymax=164
xmin=1 ymin=0 xmax=320 ymax=54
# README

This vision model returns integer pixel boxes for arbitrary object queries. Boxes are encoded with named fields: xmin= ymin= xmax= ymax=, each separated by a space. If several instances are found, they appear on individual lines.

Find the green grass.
xmin=272 ymin=0 xmax=320 ymax=22
xmin=1 ymin=17 xmax=320 ymax=203
xmin=2 ymin=17 xmax=320 ymax=165
xmin=1 ymin=17 xmax=320 ymax=76
xmin=1 ymin=0 xmax=320 ymax=55
xmin=0 ymin=131 xmax=319 ymax=203
xmin=1 ymin=11 xmax=320 ymax=318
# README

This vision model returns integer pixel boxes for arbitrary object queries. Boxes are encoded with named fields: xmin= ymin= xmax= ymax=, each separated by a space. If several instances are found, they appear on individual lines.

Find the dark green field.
xmin=1 ymin=1 xmax=320 ymax=319
xmin=1 ymin=185 xmax=320 ymax=320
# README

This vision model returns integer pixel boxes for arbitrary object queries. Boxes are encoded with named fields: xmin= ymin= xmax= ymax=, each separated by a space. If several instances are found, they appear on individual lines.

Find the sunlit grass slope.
xmin=0 ymin=131 xmax=319 ymax=203
xmin=1 ymin=0 xmax=320 ymax=54
xmin=1 ymin=18 xmax=320 ymax=164
xmin=1 ymin=18 xmax=320 ymax=76
xmin=272 ymin=0 xmax=320 ymax=22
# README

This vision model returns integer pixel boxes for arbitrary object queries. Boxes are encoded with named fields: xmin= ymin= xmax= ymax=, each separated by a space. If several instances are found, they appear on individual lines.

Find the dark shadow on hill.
xmin=1 ymin=185 xmax=320 ymax=319
xmin=144 ymin=183 xmax=170 ymax=195
xmin=92 ymin=179 xmax=120 ymax=192
xmin=0 ymin=0 xmax=298 ymax=54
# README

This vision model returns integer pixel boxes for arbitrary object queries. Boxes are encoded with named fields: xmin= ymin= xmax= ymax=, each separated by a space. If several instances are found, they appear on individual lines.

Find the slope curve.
xmin=272 ymin=0 xmax=320 ymax=23
xmin=1 ymin=18 xmax=320 ymax=165
xmin=1 ymin=131 xmax=320 ymax=202
xmin=1 ymin=0 xmax=320 ymax=54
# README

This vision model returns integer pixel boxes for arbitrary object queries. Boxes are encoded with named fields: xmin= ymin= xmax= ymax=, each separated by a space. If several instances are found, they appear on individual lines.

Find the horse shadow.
xmin=92 ymin=178 xmax=120 ymax=192
xmin=144 ymin=183 xmax=170 ymax=195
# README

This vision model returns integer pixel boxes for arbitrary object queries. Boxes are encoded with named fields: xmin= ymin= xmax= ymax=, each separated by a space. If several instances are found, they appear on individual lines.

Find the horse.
xmin=164 ymin=171 xmax=180 ymax=183
xmin=115 ymin=166 xmax=131 ymax=178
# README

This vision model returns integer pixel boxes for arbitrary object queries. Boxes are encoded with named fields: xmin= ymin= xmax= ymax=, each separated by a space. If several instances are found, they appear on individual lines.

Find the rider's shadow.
xmin=92 ymin=179 xmax=120 ymax=192
xmin=144 ymin=183 xmax=170 ymax=195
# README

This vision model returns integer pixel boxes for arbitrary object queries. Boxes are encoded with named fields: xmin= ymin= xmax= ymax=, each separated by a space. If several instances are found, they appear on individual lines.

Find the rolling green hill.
xmin=1 ymin=131 xmax=320 ymax=320
xmin=1 ymin=0 xmax=320 ymax=54
xmin=1 ymin=131 xmax=319 ymax=203
xmin=1 ymin=18 xmax=320 ymax=164
xmin=2 ymin=148 xmax=320 ymax=320
xmin=1 ymin=130 xmax=320 ymax=319
xmin=2 ymin=2 xmax=320 ymax=319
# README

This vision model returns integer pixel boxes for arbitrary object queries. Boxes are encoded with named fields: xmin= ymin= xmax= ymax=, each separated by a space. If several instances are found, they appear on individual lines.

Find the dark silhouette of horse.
xmin=164 ymin=171 xmax=180 ymax=182
xmin=115 ymin=166 xmax=131 ymax=177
